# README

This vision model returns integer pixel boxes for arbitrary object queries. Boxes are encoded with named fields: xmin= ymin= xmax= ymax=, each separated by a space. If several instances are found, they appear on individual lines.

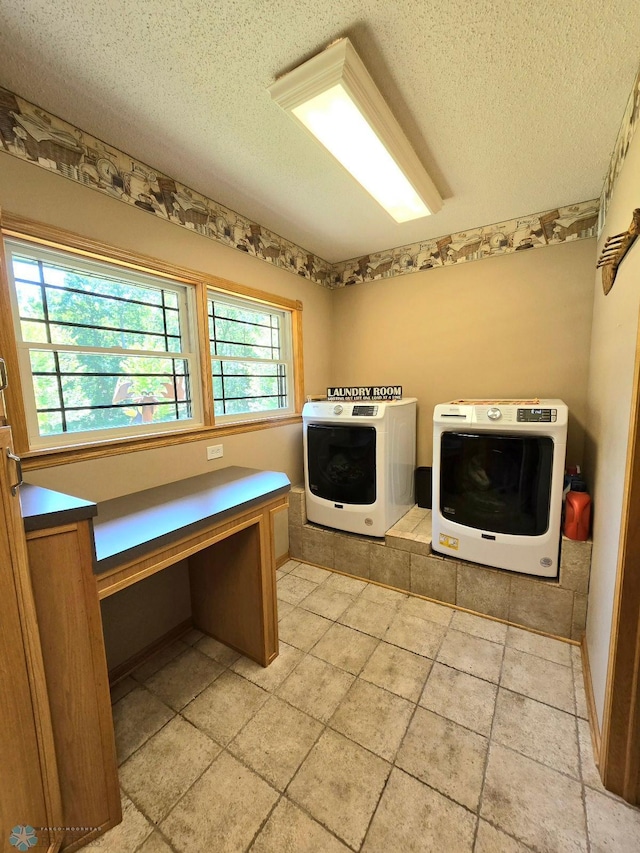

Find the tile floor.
xmin=96 ymin=560 xmax=640 ymax=853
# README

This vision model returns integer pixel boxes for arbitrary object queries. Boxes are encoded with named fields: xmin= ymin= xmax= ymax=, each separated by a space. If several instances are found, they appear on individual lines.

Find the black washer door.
xmin=440 ymin=432 xmax=554 ymax=535
xmin=307 ymin=424 xmax=376 ymax=505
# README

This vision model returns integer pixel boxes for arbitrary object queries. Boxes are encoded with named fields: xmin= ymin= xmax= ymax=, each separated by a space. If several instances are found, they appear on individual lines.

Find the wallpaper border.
xmin=331 ymin=199 xmax=598 ymax=287
xmin=598 ymin=63 xmax=640 ymax=237
xmin=0 ymin=85 xmax=600 ymax=289
xmin=0 ymin=86 xmax=333 ymax=287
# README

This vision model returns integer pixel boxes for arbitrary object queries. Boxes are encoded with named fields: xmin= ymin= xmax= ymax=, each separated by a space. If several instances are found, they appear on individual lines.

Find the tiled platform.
xmin=289 ymin=488 xmax=592 ymax=640
xmin=99 ymin=562 xmax=639 ymax=852
xmin=385 ymin=503 xmax=434 ymax=551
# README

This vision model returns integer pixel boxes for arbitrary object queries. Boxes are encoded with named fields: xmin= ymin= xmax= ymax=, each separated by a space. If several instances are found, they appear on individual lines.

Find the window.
xmin=208 ymin=293 xmax=293 ymax=420
xmin=1 ymin=220 xmax=303 ymax=459
xmin=7 ymin=239 xmax=201 ymax=447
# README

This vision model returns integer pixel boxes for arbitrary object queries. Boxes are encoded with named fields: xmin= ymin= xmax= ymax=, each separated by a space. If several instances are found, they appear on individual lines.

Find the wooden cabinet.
xmin=0 ymin=426 xmax=121 ymax=852
xmin=26 ymin=521 xmax=121 ymax=851
xmin=0 ymin=425 xmax=62 ymax=850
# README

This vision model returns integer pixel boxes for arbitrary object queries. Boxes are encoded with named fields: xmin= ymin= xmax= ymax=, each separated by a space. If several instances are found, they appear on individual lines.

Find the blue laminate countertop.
xmin=21 ymin=483 xmax=97 ymax=532
xmin=92 ymin=466 xmax=290 ymax=575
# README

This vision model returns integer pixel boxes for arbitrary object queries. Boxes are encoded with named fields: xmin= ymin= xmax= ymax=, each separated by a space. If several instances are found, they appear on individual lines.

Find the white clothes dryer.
xmin=432 ymin=399 xmax=568 ymax=577
xmin=303 ymin=398 xmax=417 ymax=537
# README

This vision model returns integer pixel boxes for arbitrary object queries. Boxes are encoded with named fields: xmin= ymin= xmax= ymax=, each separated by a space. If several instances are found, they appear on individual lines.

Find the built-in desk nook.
xmin=18 ymin=466 xmax=290 ymax=851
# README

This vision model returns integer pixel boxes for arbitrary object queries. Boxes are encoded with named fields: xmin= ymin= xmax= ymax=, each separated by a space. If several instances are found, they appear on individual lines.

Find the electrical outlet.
xmin=207 ymin=444 xmax=223 ymax=460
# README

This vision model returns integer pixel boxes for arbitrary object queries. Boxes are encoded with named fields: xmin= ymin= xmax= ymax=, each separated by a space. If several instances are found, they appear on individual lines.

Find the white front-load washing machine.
xmin=432 ymin=399 xmax=568 ymax=577
xmin=303 ymin=398 xmax=417 ymax=537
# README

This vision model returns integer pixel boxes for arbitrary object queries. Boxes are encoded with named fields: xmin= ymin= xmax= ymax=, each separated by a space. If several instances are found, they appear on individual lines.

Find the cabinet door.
xmin=0 ymin=425 xmax=61 ymax=848
xmin=0 ymin=356 xmax=7 ymax=425
xmin=27 ymin=519 xmax=121 ymax=850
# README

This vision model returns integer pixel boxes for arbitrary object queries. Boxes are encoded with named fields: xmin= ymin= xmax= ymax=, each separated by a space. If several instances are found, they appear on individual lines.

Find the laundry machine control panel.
xmin=352 ymin=405 xmax=378 ymax=416
xmin=517 ymin=408 xmax=558 ymax=422
xmin=433 ymin=400 xmax=567 ymax=429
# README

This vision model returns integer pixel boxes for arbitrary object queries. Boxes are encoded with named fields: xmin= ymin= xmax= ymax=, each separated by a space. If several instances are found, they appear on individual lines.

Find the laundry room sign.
xmin=327 ymin=386 xmax=403 ymax=401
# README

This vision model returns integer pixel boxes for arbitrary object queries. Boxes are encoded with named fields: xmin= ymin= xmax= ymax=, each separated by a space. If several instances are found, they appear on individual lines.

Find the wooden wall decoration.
xmin=597 ymin=209 xmax=640 ymax=294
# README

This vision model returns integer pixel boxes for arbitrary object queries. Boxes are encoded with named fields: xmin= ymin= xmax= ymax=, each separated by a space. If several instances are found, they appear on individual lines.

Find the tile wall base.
xmin=288 ymin=486 xmax=592 ymax=641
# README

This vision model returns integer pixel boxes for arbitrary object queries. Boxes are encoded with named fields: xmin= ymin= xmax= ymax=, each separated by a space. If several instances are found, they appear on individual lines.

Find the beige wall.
xmin=330 ymin=238 xmax=596 ymax=468
xmin=101 ymin=561 xmax=191 ymax=670
xmin=583 ymin=130 xmax=640 ymax=729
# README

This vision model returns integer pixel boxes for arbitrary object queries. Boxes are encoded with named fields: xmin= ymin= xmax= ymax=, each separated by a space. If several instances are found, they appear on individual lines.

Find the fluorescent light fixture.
xmin=268 ymin=38 xmax=442 ymax=223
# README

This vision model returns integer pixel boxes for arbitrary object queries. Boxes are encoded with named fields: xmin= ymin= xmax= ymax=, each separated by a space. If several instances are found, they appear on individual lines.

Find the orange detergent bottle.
xmin=564 ymin=489 xmax=591 ymax=541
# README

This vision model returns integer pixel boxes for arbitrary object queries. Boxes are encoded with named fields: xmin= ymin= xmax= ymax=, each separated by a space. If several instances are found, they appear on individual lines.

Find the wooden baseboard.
xmin=275 ymin=551 xmax=290 ymax=569
xmin=582 ymin=634 xmax=602 ymax=764
xmin=108 ymin=618 xmax=193 ymax=685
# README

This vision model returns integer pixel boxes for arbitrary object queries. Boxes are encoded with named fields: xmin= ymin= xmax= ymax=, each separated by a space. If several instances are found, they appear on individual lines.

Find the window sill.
xmin=20 ymin=413 xmax=303 ymax=471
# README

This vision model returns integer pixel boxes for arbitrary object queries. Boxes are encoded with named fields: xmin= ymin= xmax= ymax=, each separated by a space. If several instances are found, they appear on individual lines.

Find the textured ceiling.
xmin=0 ymin=0 xmax=639 ymax=263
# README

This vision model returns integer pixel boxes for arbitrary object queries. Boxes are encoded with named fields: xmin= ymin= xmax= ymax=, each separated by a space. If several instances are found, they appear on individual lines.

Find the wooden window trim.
xmin=18 ymin=415 xmax=303 ymax=471
xmin=0 ymin=212 xmax=304 ymax=465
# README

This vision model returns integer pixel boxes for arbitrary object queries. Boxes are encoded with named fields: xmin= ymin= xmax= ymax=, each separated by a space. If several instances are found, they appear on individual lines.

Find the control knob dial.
xmin=487 ymin=407 xmax=502 ymax=421
xmin=333 ymin=404 xmax=343 ymax=415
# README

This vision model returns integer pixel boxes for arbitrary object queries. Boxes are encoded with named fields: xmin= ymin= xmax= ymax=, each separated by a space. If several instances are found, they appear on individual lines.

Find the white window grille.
xmin=6 ymin=239 xmax=202 ymax=447
xmin=207 ymin=291 xmax=293 ymax=421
